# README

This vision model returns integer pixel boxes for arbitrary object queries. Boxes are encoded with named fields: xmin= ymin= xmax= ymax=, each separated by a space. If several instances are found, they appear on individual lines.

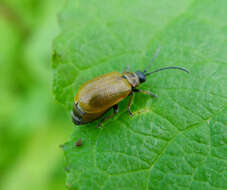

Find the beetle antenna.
xmin=145 ymin=66 xmax=189 ymax=76
xmin=144 ymin=46 xmax=161 ymax=73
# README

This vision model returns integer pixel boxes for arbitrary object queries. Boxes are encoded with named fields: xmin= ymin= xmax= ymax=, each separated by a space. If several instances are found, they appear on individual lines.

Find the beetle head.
xmin=135 ymin=71 xmax=146 ymax=83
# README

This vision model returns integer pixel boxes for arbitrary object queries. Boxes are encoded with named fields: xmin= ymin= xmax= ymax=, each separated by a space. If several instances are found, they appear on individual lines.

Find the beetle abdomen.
xmin=75 ymin=72 xmax=131 ymax=113
xmin=72 ymin=107 xmax=106 ymax=125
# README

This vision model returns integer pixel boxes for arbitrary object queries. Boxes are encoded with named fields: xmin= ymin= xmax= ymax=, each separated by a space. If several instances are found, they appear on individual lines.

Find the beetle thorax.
xmin=122 ymin=72 xmax=140 ymax=87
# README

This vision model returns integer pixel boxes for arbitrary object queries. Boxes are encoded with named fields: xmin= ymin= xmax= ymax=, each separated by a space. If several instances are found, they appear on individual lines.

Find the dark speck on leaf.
xmin=75 ymin=138 xmax=82 ymax=147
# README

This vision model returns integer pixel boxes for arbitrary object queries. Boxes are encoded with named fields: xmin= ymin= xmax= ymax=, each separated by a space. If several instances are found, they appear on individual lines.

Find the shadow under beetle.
xmin=72 ymin=47 xmax=189 ymax=127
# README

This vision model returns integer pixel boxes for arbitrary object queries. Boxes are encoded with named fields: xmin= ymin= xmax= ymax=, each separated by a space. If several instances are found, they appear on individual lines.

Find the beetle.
xmin=72 ymin=48 xmax=189 ymax=127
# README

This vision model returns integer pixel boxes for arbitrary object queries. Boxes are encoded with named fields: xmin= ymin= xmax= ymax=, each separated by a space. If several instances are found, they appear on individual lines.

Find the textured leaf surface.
xmin=52 ymin=0 xmax=227 ymax=189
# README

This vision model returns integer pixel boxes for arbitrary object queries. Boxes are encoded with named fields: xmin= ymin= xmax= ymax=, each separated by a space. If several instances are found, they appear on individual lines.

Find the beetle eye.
xmin=135 ymin=71 xmax=146 ymax=83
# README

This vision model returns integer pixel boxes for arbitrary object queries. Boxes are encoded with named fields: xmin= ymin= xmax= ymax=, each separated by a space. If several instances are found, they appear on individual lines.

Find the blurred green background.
xmin=0 ymin=0 xmax=72 ymax=189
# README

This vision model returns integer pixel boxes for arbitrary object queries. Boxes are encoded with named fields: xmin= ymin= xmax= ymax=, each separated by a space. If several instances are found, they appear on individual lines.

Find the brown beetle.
xmin=72 ymin=48 xmax=189 ymax=127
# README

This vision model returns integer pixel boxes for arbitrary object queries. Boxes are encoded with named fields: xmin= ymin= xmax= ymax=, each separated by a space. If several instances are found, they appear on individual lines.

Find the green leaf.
xmin=52 ymin=0 xmax=227 ymax=189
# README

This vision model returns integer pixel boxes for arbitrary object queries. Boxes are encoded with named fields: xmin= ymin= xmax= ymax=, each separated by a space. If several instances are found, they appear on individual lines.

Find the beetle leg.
xmin=97 ymin=104 xmax=119 ymax=128
xmin=133 ymin=89 xmax=158 ymax=98
xmin=128 ymin=92 xmax=134 ymax=116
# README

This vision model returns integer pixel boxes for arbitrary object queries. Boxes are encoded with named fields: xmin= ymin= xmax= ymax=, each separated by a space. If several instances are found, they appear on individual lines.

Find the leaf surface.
xmin=52 ymin=0 xmax=227 ymax=189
